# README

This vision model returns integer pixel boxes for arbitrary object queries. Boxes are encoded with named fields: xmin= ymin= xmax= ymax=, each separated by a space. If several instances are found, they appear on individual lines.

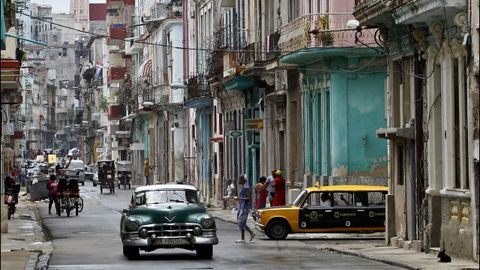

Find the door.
xmin=298 ymin=192 xmax=335 ymax=229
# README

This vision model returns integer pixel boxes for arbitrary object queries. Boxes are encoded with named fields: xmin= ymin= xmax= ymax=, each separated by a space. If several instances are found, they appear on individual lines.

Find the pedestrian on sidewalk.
xmin=47 ymin=174 xmax=60 ymax=215
xmin=272 ymin=170 xmax=286 ymax=206
xmin=144 ymin=159 xmax=152 ymax=185
xmin=266 ymin=170 xmax=276 ymax=207
xmin=234 ymin=174 xmax=255 ymax=243
xmin=223 ymin=179 xmax=235 ymax=209
xmin=254 ymin=176 xmax=267 ymax=209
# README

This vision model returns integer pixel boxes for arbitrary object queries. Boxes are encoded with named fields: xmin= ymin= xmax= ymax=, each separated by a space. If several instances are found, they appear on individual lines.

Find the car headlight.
xmin=126 ymin=220 xmax=139 ymax=231
xmin=193 ymin=226 xmax=203 ymax=236
xmin=201 ymin=218 xmax=214 ymax=229
xmin=139 ymin=228 xmax=149 ymax=237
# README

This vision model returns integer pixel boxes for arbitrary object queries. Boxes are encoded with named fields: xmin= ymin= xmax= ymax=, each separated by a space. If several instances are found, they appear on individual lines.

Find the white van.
xmin=64 ymin=160 xmax=86 ymax=185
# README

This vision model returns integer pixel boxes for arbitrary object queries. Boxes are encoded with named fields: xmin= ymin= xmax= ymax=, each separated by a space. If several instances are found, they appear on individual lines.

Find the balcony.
xmin=1 ymin=59 xmax=21 ymax=89
xmin=108 ymin=66 xmax=126 ymax=83
xmin=107 ymin=0 xmax=134 ymax=5
xmin=108 ymin=104 xmax=125 ymax=120
xmin=184 ymin=75 xmax=212 ymax=109
xmin=278 ymin=13 xmax=364 ymax=53
xmin=266 ymin=32 xmax=281 ymax=61
xmin=107 ymin=24 xmax=127 ymax=46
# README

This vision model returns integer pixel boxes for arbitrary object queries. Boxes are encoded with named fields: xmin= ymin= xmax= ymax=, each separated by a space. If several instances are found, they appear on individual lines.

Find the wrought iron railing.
xmin=278 ymin=13 xmax=373 ymax=53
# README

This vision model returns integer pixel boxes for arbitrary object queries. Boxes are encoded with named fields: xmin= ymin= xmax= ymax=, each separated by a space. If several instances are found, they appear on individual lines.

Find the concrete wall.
xmin=441 ymin=196 xmax=474 ymax=260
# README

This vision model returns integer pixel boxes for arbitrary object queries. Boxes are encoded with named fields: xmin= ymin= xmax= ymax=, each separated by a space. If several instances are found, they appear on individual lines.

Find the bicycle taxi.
xmin=57 ymin=169 xmax=84 ymax=217
xmin=97 ymin=160 xmax=115 ymax=194
xmin=116 ymin=160 xmax=132 ymax=190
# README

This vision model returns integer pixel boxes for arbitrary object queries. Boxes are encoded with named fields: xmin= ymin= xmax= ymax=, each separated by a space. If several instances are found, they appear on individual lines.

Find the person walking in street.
xmin=254 ymin=176 xmax=267 ymax=209
xmin=266 ymin=170 xmax=276 ymax=207
xmin=234 ymin=174 xmax=255 ymax=243
xmin=144 ymin=159 xmax=152 ymax=185
xmin=272 ymin=170 xmax=286 ymax=206
xmin=47 ymin=174 xmax=59 ymax=215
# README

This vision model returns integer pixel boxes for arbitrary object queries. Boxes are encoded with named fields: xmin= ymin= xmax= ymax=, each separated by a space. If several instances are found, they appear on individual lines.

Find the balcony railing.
xmin=108 ymin=104 xmax=125 ymax=120
xmin=108 ymin=24 xmax=127 ymax=46
xmin=278 ymin=13 xmax=371 ymax=53
xmin=186 ymin=75 xmax=209 ymax=100
xmin=108 ymin=66 xmax=126 ymax=82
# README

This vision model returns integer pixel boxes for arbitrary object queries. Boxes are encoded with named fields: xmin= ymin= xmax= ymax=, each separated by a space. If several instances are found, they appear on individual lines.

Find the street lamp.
xmin=142 ymin=101 xmax=154 ymax=108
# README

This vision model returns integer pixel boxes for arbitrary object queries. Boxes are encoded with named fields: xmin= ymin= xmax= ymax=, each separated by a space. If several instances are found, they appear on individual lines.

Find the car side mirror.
xmin=122 ymin=208 xmax=130 ymax=214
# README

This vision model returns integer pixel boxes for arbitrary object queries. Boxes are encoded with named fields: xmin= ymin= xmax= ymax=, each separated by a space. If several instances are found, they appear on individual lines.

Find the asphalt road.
xmin=39 ymin=182 xmax=403 ymax=270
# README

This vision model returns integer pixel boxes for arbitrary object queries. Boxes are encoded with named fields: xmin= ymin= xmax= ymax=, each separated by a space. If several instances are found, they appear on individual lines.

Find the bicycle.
xmin=58 ymin=192 xmax=84 ymax=217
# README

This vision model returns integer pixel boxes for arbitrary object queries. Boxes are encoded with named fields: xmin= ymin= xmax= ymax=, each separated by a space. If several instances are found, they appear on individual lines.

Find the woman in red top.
xmin=272 ymin=170 xmax=286 ymax=206
xmin=255 ymin=176 xmax=267 ymax=209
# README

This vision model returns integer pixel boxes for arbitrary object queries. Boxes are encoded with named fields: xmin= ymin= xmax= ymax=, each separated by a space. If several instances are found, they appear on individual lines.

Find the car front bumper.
xmin=255 ymin=222 xmax=266 ymax=231
xmin=121 ymin=234 xmax=219 ymax=247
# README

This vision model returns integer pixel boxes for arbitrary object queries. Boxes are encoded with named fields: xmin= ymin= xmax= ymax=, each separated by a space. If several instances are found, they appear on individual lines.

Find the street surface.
xmin=39 ymin=182 xmax=403 ymax=270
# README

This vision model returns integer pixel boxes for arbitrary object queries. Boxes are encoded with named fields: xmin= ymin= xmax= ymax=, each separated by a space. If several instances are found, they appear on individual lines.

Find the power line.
xmin=17 ymin=10 xmax=382 ymax=55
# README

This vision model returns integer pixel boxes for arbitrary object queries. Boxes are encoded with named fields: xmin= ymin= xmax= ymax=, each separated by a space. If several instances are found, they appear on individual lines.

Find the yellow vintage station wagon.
xmin=254 ymin=184 xmax=388 ymax=240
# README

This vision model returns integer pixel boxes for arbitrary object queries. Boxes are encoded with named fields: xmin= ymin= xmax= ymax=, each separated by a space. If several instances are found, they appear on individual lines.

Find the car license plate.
xmin=158 ymin=238 xmax=187 ymax=245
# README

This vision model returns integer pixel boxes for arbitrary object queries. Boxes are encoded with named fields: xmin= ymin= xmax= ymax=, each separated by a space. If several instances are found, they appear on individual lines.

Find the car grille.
xmin=141 ymin=223 xmax=197 ymax=237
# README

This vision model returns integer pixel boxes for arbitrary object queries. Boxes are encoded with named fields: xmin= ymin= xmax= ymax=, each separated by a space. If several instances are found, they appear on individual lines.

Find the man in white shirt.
xmin=265 ymin=170 xmax=276 ymax=207
xmin=320 ymin=193 xmax=333 ymax=207
xmin=223 ymin=180 xmax=235 ymax=209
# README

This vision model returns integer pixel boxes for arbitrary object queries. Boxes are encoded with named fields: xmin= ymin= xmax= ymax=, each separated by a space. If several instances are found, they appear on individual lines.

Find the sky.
xmin=30 ymin=0 xmax=106 ymax=14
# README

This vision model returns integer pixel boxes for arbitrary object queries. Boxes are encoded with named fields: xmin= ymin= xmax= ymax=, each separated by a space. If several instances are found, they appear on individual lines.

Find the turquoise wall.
xmin=302 ymin=54 xmax=387 ymax=177
xmin=330 ymin=72 xmax=387 ymax=176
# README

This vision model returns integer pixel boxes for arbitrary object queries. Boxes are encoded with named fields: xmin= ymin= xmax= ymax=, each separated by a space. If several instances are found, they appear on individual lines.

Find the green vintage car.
xmin=120 ymin=184 xmax=218 ymax=259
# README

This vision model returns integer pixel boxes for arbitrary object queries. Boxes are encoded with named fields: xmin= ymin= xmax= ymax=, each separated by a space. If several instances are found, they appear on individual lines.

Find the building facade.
xmin=354 ymin=0 xmax=479 ymax=261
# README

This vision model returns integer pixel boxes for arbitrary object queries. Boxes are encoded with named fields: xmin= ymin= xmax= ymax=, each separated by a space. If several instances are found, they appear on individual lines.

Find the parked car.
xmin=254 ymin=184 xmax=388 ymax=240
xmin=64 ymin=159 xmax=86 ymax=185
xmin=120 ymin=183 xmax=219 ymax=260
xmin=85 ymin=166 xmax=95 ymax=183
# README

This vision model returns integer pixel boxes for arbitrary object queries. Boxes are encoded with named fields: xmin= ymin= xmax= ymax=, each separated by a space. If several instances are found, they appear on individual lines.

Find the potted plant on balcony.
xmin=99 ymin=97 xmax=108 ymax=112
xmin=317 ymin=15 xmax=334 ymax=46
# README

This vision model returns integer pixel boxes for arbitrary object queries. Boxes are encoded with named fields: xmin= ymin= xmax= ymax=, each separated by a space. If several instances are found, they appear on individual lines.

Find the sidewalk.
xmin=1 ymin=190 xmax=53 ymax=270
xmin=208 ymin=207 xmax=479 ymax=270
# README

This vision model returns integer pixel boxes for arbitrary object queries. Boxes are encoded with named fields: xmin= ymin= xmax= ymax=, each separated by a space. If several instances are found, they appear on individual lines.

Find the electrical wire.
xmin=17 ymin=10 xmax=445 ymax=78
xmin=17 ymin=10 xmax=386 ymax=56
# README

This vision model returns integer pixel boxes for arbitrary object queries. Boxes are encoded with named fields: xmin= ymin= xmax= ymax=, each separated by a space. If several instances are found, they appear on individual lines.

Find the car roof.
xmin=135 ymin=184 xmax=198 ymax=193
xmin=305 ymin=185 xmax=388 ymax=193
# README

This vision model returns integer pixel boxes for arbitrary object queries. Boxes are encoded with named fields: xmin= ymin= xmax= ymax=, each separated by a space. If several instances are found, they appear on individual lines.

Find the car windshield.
xmin=292 ymin=190 xmax=308 ymax=207
xmin=68 ymin=161 xmax=84 ymax=170
xmin=140 ymin=189 xmax=199 ymax=205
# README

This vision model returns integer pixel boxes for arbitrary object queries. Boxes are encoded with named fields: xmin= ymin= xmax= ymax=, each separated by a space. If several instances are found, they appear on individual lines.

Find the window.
xmin=452 ymin=58 xmax=469 ymax=189
xmin=219 ymin=113 xmax=223 ymax=135
xmin=332 ymin=192 xmax=353 ymax=206
xmin=397 ymin=144 xmax=404 ymax=185
xmin=288 ymin=0 xmax=301 ymax=22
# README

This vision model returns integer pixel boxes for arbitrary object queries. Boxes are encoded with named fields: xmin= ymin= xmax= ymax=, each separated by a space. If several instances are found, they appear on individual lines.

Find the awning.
xmin=139 ymin=59 xmax=152 ymax=78
xmin=209 ymin=135 xmax=224 ymax=142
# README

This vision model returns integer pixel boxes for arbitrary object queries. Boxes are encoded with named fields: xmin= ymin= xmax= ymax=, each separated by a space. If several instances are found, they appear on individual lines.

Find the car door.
xmin=298 ymin=192 xmax=336 ymax=229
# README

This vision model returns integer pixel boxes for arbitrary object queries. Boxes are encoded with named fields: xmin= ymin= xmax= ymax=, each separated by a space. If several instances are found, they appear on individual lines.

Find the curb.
xmin=31 ymin=204 xmax=53 ymax=270
xmin=321 ymin=247 xmax=418 ymax=270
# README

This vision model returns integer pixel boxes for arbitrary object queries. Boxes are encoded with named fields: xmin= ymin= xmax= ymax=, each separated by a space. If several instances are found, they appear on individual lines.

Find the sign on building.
xmin=229 ymin=130 xmax=243 ymax=138
xmin=245 ymin=119 xmax=263 ymax=130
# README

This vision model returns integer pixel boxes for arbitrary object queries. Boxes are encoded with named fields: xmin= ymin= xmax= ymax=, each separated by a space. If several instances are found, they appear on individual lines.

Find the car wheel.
xmin=123 ymin=246 xmax=139 ymax=260
xmin=266 ymin=219 xmax=289 ymax=240
xmin=196 ymin=245 xmax=213 ymax=259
